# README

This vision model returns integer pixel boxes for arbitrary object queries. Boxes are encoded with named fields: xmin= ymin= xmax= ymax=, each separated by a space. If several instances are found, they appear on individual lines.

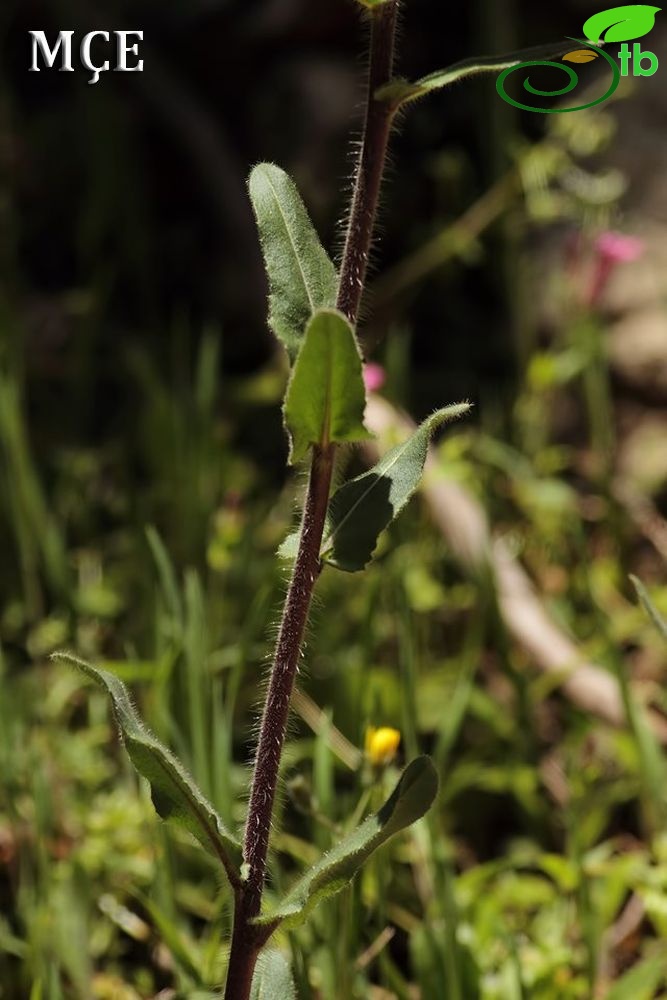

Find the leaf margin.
xmin=248 ymin=163 xmax=338 ymax=361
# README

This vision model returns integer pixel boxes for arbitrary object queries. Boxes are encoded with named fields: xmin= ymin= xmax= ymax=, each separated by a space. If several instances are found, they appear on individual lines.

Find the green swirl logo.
xmin=496 ymin=6 xmax=661 ymax=113
xmin=496 ymin=39 xmax=620 ymax=113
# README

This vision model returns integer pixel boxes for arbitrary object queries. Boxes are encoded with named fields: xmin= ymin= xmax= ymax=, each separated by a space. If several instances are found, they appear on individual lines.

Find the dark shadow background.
xmin=1 ymin=0 xmax=609 ymax=400
xmin=4 ymin=0 xmax=657 ymax=582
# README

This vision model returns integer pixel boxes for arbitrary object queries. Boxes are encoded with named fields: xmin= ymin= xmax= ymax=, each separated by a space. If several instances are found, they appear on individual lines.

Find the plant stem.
xmin=224 ymin=5 xmax=399 ymax=996
xmin=338 ymin=1 xmax=399 ymax=326
xmin=246 ymin=441 xmax=336 ymax=916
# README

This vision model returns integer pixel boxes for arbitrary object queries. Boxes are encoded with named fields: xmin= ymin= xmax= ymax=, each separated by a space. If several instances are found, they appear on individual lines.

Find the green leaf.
xmin=583 ymin=5 xmax=660 ymax=43
xmin=53 ymin=652 xmax=242 ymax=886
xmin=377 ymin=41 xmax=589 ymax=107
xmin=250 ymin=951 xmax=297 ymax=1000
xmin=277 ymin=529 xmax=300 ymax=561
xmin=606 ymin=952 xmax=667 ymax=1000
xmin=248 ymin=164 xmax=338 ymax=362
xmin=631 ymin=575 xmax=667 ymax=642
xmin=254 ymin=756 xmax=438 ymax=930
xmin=283 ymin=308 xmax=372 ymax=464
xmin=322 ymin=403 xmax=470 ymax=572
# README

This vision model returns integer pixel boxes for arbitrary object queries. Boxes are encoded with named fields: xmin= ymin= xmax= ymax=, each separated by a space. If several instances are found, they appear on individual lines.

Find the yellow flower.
xmin=365 ymin=726 xmax=401 ymax=766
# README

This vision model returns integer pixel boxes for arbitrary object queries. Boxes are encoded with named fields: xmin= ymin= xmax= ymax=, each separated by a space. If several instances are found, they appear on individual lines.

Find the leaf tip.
xmin=428 ymin=400 xmax=473 ymax=433
xmin=247 ymin=160 xmax=277 ymax=185
xmin=404 ymin=754 xmax=439 ymax=805
xmin=378 ymin=754 xmax=439 ymax=827
xmin=50 ymin=649 xmax=77 ymax=666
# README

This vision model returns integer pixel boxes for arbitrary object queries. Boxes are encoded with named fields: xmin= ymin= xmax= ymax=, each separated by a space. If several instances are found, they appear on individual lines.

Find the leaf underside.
xmin=283 ymin=308 xmax=372 ymax=464
xmin=248 ymin=163 xmax=338 ymax=362
xmin=253 ymin=756 xmax=438 ymax=930
xmin=53 ymin=652 xmax=242 ymax=886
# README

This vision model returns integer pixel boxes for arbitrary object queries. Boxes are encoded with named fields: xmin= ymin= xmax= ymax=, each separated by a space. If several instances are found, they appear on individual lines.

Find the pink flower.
xmin=362 ymin=362 xmax=386 ymax=393
xmin=587 ymin=231 xmax=646 ymax=308
xmin=594 ymin=231 xmax=645 ymax=264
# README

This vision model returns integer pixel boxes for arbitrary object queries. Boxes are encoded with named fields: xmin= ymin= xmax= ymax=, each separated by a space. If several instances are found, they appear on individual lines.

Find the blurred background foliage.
xmin=1 ymin=0 xmax=667 ymax=996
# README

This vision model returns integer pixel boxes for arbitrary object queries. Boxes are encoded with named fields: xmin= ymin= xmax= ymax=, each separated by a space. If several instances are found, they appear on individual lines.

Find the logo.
xmin=29 ymin=30 xmax=144 ymax=86
xmin=496 ymin=4 xmax=660 ymax=113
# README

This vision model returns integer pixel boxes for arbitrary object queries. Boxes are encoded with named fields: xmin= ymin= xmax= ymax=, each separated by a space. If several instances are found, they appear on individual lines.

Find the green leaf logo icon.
xmin=583 ymin=5 xmax=661 ymax=43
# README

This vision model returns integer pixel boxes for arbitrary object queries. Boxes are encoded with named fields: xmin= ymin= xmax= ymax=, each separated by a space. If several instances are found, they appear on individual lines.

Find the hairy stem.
xmin=337 ymin=1 xmax=399 ymax=325
xmin=243 ymin=443 xmax=335 ymax=916
xmin=224 ymin=4 xmax=399 ymax=996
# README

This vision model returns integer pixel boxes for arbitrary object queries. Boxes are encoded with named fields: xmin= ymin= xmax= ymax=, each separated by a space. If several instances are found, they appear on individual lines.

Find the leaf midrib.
xmin=323 ymin=405 xmax=468 ymax=558
xmin=263 ymin=167 xmax=316 ymax=313
xmin=127 ymin=730 xmax=241 ymax=885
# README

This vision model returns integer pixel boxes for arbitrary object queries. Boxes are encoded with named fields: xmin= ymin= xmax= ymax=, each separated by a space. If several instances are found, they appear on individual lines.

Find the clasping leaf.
xmin=53 ymin=652 xmax=242 ymax=887
xmin=254 ymin=756 xmax=438 ymax=931
xmin=248 ymin=164 xmax=338 ymax=362
xmin=283 ymin=308 xmax=372 ymax=464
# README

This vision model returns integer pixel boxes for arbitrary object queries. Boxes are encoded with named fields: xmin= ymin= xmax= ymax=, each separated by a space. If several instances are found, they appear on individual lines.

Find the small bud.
xmin=365 ymin=726 xmax=401 ymax=766
xmin=362 ymin=362 xmax=386 ymax=393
